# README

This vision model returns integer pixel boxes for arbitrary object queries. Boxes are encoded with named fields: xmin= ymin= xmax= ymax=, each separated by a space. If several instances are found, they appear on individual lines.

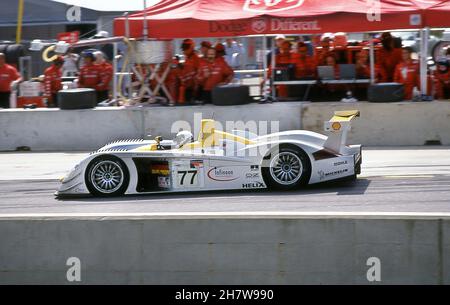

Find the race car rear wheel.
xmin=262 ymin=145 xmax=311 ymax=190
xmin=85 ymin=155 xmax=129 ymax=197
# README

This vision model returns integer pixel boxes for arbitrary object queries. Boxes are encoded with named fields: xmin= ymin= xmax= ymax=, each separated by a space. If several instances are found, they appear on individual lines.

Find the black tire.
xmin=212 ymin=85 xmax=251 ymax=105
xmin=5 ymin=44 xmax=25 ymax=66
xmin=261 ymin=145 xmax=311 ymax=190
xmin=85 ymin=155 xmax=130 ymax=197
xmin=58 ymin=88 xmax=97 ymax=109
xmin=0 ymin=44 xmax=8 ymax=56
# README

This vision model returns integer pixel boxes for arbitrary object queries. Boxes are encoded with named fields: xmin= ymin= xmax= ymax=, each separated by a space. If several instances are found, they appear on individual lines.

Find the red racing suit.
xmin=179 ymin=53 xmax=201 ymax=90
xmin=393 ymin=60 xmax=420 ymax=100
xmin=78 ymin=63 xmax=100 ymax=89
xmin=95 ymin=62 xmax=113 ymax=92
xmin=433 ymin=69 xmax=450 ymax=99
xmin=43 ymin=64 xmax=62 ymax=98
xmin=315 ymin=48 xmax=335 ymax=66
xmin=197 ymin=58 xmax=234 ymax=91
xmin=0 ymin=63 xmax=20 ymax=93
xmin=377 ymin=47 xmax=403 ymax=82
xmin=291 ymin=54 xmax=316 ymax=79
xmin=268 ymin=52 xmax=294 ymax=98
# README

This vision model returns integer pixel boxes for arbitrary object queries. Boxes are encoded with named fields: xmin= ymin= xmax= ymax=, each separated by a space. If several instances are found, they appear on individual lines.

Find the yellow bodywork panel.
xmin=133 ymin=144 xmax=158 ymax=152
xmin=330 ymin=110 xmax=360 ymax=122
xmin=132 ymin=119 xmax=257 ymax=151
xmin=181 ymin=141 xmax=203 ymax=150
xmin=181 ymin=119 xmax=256 ymax=150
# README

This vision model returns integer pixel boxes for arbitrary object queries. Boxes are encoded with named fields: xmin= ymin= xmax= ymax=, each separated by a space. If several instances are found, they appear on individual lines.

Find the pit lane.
xmin=1 ymin=147 xmax=449 ymax=214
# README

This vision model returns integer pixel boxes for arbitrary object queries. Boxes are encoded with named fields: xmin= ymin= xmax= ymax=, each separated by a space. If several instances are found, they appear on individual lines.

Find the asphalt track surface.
xmin=0 ymin=147 xmax=449 ymax=214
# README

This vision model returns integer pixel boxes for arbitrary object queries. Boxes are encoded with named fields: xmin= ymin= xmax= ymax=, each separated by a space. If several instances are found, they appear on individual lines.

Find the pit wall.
xmin=0 ymin=213 xmax=448 ymax=284
xmin=1 ymin=101 xmax=449 ymax=151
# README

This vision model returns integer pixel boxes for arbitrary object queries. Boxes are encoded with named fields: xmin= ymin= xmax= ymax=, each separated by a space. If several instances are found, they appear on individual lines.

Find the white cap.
xmin=94 ymin=31 xmax=109 ymax=38
xmin=275 ymin=34 xmax=286 ymax=40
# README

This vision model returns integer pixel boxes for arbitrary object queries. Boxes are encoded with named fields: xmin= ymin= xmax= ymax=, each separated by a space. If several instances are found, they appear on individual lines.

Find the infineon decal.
xmin=207 ymin=167 xmax=239 ymax=182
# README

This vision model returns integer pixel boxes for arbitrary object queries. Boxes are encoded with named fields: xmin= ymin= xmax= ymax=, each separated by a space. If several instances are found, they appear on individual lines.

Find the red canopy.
xmin=114 ymin=0 xmax=448 ymax=39
xmin=424 ymin=0 xmax=450 ymax=28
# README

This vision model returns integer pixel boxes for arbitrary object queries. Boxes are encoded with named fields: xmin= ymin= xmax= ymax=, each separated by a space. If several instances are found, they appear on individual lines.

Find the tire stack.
xmin=58 ymin=88 xmax=97 ymax=110
xmin=367 ymin=83 xmax=405 ymax=103
xmin=212 ymin=85 xmax=251 ymax=106
xmin=0 ymin=44 xmax=25 ymax=66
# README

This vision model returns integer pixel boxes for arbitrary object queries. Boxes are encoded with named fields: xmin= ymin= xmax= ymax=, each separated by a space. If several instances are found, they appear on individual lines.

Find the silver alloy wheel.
xmin=90 ymin=160 xmax=124 ymax=194
xmin=269 ymin=151 xmax=303 ymax=186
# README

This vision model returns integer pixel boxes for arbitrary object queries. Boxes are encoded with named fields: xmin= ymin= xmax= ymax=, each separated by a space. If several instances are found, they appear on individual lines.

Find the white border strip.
xmin=1 ymin=212 xmax=450 ymax=220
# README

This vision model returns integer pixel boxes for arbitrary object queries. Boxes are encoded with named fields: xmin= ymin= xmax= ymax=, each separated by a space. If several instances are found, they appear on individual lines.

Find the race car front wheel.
xmin=85 ymin=155 xmax=129 ymax=197
xmin=262 ymin=145 xmax=311 ymax=190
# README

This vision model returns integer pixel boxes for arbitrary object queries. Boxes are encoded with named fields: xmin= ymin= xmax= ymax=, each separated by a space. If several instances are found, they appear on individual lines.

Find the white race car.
xmin=56 ymin=110 xmax=362 ymax=197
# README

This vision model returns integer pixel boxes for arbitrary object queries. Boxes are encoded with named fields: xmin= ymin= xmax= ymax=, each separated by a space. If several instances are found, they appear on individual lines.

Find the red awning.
xmin=424 ymin=0 xmax=450 ymax=28
xmin=114 ymin=0 xmax=448 ymax=39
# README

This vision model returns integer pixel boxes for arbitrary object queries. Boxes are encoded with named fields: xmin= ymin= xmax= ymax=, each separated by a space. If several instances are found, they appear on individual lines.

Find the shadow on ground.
xmin=56 ymin=178 xmax=371 ymax=203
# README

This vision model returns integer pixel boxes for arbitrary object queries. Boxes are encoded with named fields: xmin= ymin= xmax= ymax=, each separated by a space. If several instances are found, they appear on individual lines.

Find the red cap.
xmin=215 ymin=43 xmax=225 ymax=52
xmin=201 ymin=41 xmax=212 ymax=48
xmin=54 ymin=55 xmax=65 ymax=63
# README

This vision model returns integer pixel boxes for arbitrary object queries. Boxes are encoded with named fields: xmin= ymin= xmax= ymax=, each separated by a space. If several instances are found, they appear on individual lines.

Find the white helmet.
xmin=174 ymin=130 xmax=193 ymax=148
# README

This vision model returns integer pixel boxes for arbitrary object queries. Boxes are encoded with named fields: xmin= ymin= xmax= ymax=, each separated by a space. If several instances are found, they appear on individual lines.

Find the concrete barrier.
xmin=302 ymin=101 xmax=450 ymax=146
xmin=0 ymin=103 xmax=301 ymax=151
xmin=0 ymin=108 xmax=144 ymax=151
xmin=0 ymin=212 xmax=449 ymax=284
xmin=1 ymin=101 xmax=449 ymax=151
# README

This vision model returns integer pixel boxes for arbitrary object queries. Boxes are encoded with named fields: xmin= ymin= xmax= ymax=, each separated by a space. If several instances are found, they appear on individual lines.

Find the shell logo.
xmin=243 ymin=0 xmax=305 ymax=13
xmin=332 ymin=122 xmax=342 ymax=131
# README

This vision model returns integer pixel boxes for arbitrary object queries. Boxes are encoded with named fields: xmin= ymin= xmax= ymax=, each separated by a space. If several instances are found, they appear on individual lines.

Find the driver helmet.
xmin=174 ymin=130 xmax=194 ymax=147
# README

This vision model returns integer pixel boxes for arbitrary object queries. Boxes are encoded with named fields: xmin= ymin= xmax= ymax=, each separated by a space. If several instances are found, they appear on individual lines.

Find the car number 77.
xmin=178 ymin=170 xmax=198 ymax=185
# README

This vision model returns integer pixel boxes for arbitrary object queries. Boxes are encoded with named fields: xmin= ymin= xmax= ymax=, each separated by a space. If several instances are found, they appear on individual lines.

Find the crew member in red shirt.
xmin=94 ymin=51 xmax=113 ymax=103
xmin=268 ymin=40 xmax=294 ymax=98
xmin=355 ymin=50 xmax=371 ymax=79
xmin=292 ymin=42 xmax=316 ymax=79
xmin=315 ymin=36 xmax=335 ymax=66
xmin=394 ymin=47 xmax=420 ymax=100
xmin=78 ymin=52 xmax=100 ymax=91
xmin=197 ymin=47 xmax=233 ymax=104
xmin=43 ymin=56 xmax=64 ymax=107
xmin=179 ymin=39 xmax=201 ymax=104
xmin=0 ymin=53 xmax=21 ymax=108
xmin=434 ymin=59 xmax=450 ymax=99
xmin=199 ymin=41 xmax=212 ymax=59
xmin=377 ymin=32 xmax=403 ymax=82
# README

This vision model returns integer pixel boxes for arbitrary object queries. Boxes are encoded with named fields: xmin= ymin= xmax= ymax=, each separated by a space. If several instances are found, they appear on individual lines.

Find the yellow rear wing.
xmin=325 ymin=110 xmax=360 ymax=132
xmin=324 ymin=110 xmax=360 ymax=153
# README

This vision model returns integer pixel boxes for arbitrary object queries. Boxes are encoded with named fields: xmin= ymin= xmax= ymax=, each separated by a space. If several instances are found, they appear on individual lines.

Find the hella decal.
xmin=207 ymin=167 xmax=239 ymax=182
